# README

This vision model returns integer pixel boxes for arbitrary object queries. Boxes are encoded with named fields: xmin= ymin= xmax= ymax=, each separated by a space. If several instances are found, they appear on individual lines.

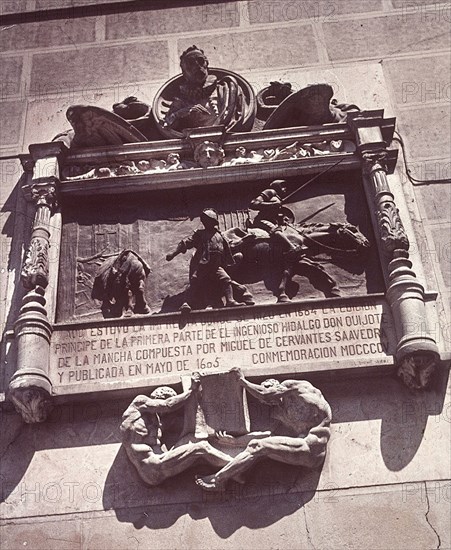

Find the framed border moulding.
xmin=8 ymin=109 xmax=443 ymax=423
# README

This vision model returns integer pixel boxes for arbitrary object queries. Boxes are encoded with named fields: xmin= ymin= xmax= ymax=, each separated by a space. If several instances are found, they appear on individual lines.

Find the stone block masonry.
xmin=178 ymin=26 xmax=319 ymax=72
xmin=105 ymin=3 xmax=241 ymax=40
xmin=322 ymin=11 xmax=450 ymax=61
xmin=0 ymin=1 xmax=450 ymax=547
xmin=30 ymin=41 xmax=170 ymax=94
xmin=0 ymin=17 xmax=97 ymax=52
xmin=246 ymin=0 xmax=384 ymax=24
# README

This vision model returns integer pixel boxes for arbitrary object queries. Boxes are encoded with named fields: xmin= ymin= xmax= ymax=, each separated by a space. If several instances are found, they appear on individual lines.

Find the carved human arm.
xmin=137 ymin=374 xmax=200 ymax=414
xmin=214 ymin=430 xmax=272 ymax=447
xmin=164 ymin=104 xmax=211 ymax=128
xmin=249 ymin=193 xmax=282 ymax=211
xmin=164 ymin=107 xmax=191 ymax=127
xmin=166 ymin=234 xmax=195 ymax=261
xmin=229 ymin=367 xmax=286 ymax=405
xmin=241 ymin=379 xmax=287 ymax=405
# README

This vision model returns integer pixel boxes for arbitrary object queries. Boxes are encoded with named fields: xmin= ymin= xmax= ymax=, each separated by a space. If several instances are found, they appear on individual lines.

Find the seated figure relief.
xmin=154 ymin=45 xmax=257 ymax=139
xmin=52 ymin=41 xmax=358 ymax=151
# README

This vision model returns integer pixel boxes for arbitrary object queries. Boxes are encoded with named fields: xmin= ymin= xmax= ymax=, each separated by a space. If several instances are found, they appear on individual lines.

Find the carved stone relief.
xmin=376 ymin=202 xmax=410 ymax=254
xmin=120 ymin=369 xmax=331 ymax=491
xmin=21 ymin=237 xmax=50 ymax=290
xmin=51 ymin=44 xmax=363 ymax=152
xmin=21 ymin=181 xmax=57 ymax=290
xmin=61 ymin=139 xmax=355 ymax=181
xmin=263 ymin=83 xmax=360 ymax=129
xmin=57 ymin=171 xmax=381 ymax=321
xmin=7 ymin=52 xmax=443 ymax=430
xmin=154 ymin=45 xmax=257 ymax=139
xmin=90 ymin=249 xmax=151 ymax=317
xmin=349 ymin=111 xmax=440 ymax=389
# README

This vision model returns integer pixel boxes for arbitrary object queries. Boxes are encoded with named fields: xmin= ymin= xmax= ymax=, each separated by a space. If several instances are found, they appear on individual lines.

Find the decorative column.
xmin=9 ymin=142 xmax=65 ymax=422
xmin=349 ymin=111 xmax=440 ymax=390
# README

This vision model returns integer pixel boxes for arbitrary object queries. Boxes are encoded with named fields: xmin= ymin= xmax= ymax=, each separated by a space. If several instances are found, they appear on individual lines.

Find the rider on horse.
xmin=249 ymin=180 xmax=305 ymax=261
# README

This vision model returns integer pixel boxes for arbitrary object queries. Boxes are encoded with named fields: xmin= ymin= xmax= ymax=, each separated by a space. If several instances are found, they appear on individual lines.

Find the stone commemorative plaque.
xmin=50 ymin=296 xmax=396 ymax=397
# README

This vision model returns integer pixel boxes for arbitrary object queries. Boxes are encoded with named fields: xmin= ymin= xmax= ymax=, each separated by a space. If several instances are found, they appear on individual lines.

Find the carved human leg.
xmin=216 ymin=267 xmax=245 ymax=307
xmin=123 ymin=288 xmax=134 ymax=317
xmin=136 ymin=441 xmax=232 ymax=486
xmin=294 ymin=257 xmax=340 ymax=297
xmin=271 ymin=228 xmax=304 ymax=260
xmin=222 ymin=281 xmax=245 ymax=307
xmin=277 ymin=264 xmax=293 ymax=303
xmin=230 ymin=281 xmax=255 ymax=305
xmin=133 ymin=278 xmax=151 ymax=314
xmin=195 ymin=435 xmax=325 ymax=491
xmin=180 ymin=277 xmax=205 ymax=312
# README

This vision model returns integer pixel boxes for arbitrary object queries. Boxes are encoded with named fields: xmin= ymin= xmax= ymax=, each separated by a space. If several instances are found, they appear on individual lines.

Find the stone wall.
xmin=1 ymin=1 xmax=450 ymax=548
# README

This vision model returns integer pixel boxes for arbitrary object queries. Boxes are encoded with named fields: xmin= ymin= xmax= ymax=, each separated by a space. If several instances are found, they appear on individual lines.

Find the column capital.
xmin=22 ymin=140 xmax=68 ymax=209
xmin=22 ymin=180 xmax=58 ymax=209
xmin=347 ymin=110 xmax=396 ymax=153
xmin=362 ymin=150 xmax=389 ymax=174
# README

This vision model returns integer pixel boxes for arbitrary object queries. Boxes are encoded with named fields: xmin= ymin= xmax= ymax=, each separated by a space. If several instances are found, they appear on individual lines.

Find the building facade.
xmin=0 ymin=1 xmax=450 ymax=548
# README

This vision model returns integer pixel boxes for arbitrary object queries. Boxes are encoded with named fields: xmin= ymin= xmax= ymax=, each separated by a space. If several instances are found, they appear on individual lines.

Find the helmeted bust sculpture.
xmin=153 ymin=45 xmax=256 ymax=139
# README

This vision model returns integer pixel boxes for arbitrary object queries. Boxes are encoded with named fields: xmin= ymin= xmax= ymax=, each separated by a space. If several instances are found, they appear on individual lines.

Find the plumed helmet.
xmin=270 ymin=180 xmax=287 ymax=194
xmin=150 ymin=386 xmax=177 ymax=400
xmin=200 ymin=208 xmax=219 ymax=227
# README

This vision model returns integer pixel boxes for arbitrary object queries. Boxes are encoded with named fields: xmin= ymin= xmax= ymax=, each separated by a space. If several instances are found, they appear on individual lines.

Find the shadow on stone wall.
xmin=0 ymin=398 xmax=127 ymax=505
xmin=0 ymin=411 xmax=35 ymax=504
xmin=324 ymin=368 xmax=449 ymax=472
xmin=0 ymin=175 xmax=31 ymax=395
xmin=99 ymin=368 xmax=450 ymax=533
xmin=1 ymin=371 xmax=448 ymax=518
xmin=102 ymin=444 xmax=321 ymax=536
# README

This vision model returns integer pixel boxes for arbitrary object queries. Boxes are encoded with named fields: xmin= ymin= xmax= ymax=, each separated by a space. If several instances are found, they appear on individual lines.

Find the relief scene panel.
xmin=56 ymin=169 xmax=384 ymax=323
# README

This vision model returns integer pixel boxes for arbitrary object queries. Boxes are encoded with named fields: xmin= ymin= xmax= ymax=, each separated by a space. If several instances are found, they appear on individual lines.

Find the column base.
xmin=9 ymin=369 xmax=53 ymax=423
xmin=397 ymin=351 xmax=440 ymax=391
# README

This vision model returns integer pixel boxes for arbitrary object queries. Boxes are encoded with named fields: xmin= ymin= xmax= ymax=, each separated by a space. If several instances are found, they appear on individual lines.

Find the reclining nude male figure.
xmin=195 ymin=368 xmax=332 ymax=491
